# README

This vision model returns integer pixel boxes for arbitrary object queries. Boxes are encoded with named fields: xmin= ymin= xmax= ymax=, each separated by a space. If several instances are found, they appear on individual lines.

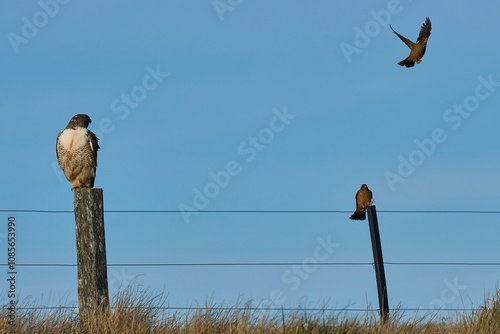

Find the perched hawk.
xmin=389 ymin=17 xmax=431 ymax=67
xmin=349 ymin=184 xmax=373 ymax=221
xmin=56 ymin=114 xmax=100 ymax=191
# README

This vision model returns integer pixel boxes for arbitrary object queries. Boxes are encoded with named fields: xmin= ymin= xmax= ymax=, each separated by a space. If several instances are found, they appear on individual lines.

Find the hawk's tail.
xmin=398 ymin=58 xmax=415 ymax=67
xmin=349 ymin=211 xmax=366 ymax=221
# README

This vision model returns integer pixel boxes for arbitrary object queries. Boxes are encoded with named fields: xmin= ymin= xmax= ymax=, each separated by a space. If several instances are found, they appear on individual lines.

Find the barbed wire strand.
xmin=2 ymin=262 xmax=500 ymax=267
xmin=5 ymin=306 xmax=477 ymax=312
xmin=1 ymin=209 xmax=500 ymax=214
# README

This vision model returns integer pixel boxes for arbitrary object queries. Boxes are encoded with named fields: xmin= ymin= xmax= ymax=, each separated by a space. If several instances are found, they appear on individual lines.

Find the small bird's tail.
xmin=349 ymin=211 xmax=366 ymax=221
xmin=398 ymin=58 xmax=415 ymax=67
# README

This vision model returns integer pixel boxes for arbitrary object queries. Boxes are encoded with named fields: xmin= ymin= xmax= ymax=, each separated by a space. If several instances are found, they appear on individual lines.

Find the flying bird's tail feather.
xmin=398 ymin=58 xmax=415 ymax=67
xmin=349 ymin=211 xmax=366 ymax=221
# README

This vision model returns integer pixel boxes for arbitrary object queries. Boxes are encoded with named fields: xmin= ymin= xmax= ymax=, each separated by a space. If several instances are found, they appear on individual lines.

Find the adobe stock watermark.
xmin=429 ymin=277 xmax=467 ymax=310
xmin=213 ymin=0 xmax=243 ymax=22
xmin=51 ymin=64 xmax=170 ymax=183
xmin=178 ymin=106 xmax=296 ymax=224
xmin=260 ymin=235 xmax=340 ymax=309
xmin=340 ymin=0 xmax=404 ymax=63
xmin=108 ymin=267 xmax=135 ymax=298
xmin=7 ymin=0 xmax=71 ymax=54
xmin=385 ymin=74 xmax=500 ymax=192
xmin=6 ymin=217 xmax=17 ymax=327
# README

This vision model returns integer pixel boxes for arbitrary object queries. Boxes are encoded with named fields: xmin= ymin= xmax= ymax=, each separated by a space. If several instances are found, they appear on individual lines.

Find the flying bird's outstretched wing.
xmin=417 ymin=17 xmax=431 ymax=43
xmin=389 ymin=25 xmax=415 ymax=50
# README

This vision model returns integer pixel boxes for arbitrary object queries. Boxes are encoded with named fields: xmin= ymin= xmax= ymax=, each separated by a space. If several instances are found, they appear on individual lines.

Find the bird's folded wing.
xmin=56 ymin=132 xmax=61 ymax=160
xmin=88 ymin=131 xmax=100 ymax=167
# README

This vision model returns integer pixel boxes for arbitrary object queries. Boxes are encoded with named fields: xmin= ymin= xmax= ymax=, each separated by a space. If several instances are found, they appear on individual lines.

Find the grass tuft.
xmin=0 ymin=287 xmax=500 ymax=333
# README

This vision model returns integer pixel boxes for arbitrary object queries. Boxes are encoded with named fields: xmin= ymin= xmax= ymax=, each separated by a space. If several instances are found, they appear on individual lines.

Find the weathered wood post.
xmin=367 ymin=205 xmax=389 ymax=322
xmin=74 ymin=188 xmax=109 ymax=315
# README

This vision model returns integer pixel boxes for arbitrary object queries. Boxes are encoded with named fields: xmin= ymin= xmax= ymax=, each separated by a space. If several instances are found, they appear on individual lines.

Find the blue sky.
xmin=1 ymin=0 xmax=500 ymax=316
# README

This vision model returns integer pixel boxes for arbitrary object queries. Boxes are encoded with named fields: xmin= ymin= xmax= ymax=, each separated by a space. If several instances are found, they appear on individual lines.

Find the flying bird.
xmin=56 ymin=114 xmax=100 ymax=191
xmin=389 ymin=17 xmax=431 ymax=67
xmin=349 ymin=184 xmax=373 ymax=221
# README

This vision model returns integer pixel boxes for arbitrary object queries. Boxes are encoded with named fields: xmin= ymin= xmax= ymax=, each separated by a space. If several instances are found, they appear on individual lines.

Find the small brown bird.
xmin=56 ymin=114 xmax=100 ymax=191
xmin=389 ymin=17 xmax=431 ymax=67
xmin=349 ymin=184 xmax=373 ymax=221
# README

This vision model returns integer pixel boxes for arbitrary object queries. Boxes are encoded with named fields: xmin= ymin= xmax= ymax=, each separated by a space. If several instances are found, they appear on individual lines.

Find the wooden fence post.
xmin=74 ymin=188 xmax=109 ymax=315
xmin=367 ymin=205 xmax=389 ymax=322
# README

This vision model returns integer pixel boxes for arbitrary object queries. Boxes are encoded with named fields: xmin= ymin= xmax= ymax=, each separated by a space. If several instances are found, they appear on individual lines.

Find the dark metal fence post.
xmin=367 ymin=205 xmax=389 ymax=322
xmin=74 ymin=188 xmax=109 ymax=316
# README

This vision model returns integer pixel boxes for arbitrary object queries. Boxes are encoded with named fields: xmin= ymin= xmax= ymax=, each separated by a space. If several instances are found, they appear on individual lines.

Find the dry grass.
xmin=0 ymin=287 xmax=499 ymax=333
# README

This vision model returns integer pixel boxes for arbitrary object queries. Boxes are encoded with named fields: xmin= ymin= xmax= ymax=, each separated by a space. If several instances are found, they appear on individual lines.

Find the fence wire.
xmin=2 ymin=209 xmax=500 ymax=214
xmin=2 ymin=262 xmax=500 ymax=267
xmin=5 ymin=306 xmax=478 ymax=312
